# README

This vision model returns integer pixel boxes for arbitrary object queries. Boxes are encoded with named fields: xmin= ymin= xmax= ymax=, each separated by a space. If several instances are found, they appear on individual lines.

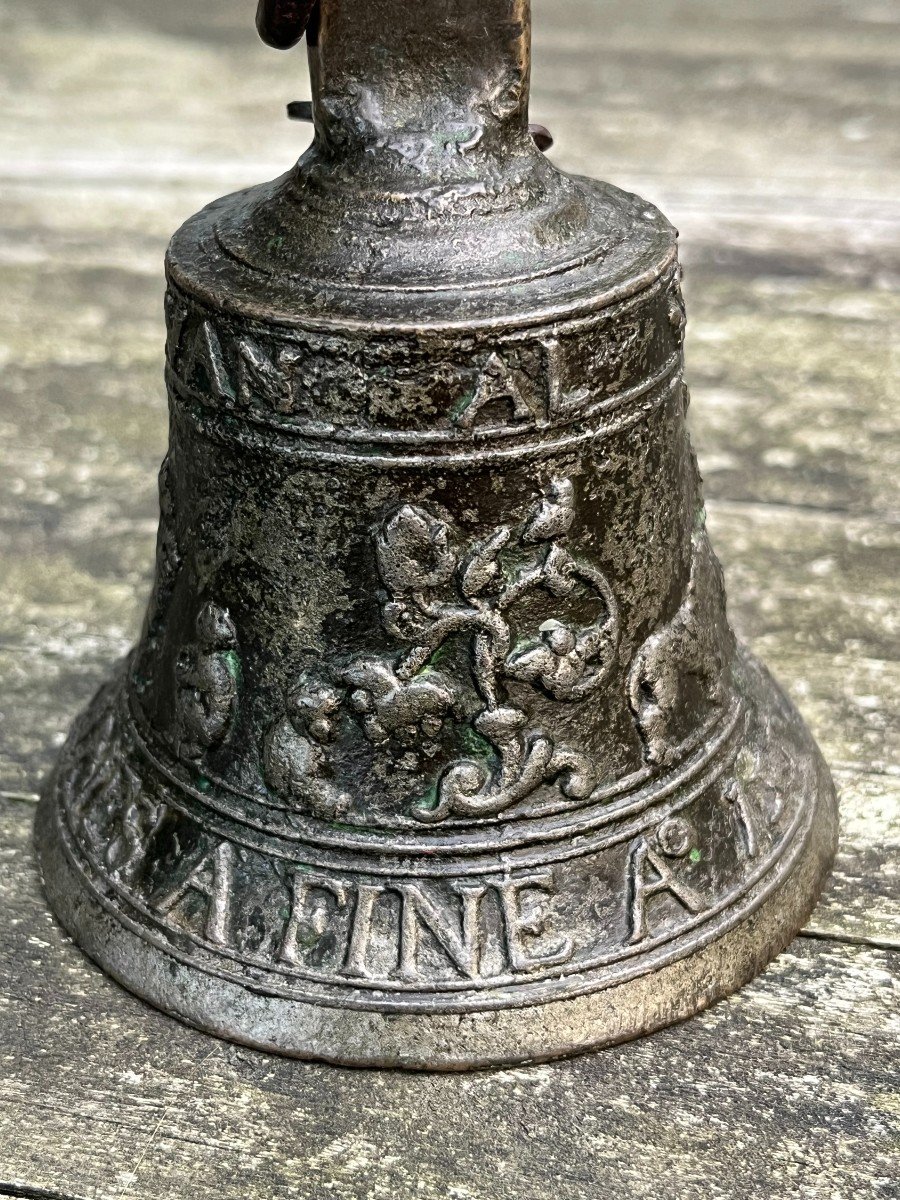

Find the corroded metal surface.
xmin=34 ymin=0 xmax=838 ymax=1068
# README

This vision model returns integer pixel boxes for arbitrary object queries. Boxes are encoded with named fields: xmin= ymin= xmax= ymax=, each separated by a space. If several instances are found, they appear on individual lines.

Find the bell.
xmin=35 ymin=0 xmax=838 ymax=1069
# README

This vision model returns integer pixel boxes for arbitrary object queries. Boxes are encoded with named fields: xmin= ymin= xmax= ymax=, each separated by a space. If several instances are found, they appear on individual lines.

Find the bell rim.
xmin=34 ymin=759 xmax=836 ymax=1070
xmin=34 ymin=659 xmax=838 ymax=1069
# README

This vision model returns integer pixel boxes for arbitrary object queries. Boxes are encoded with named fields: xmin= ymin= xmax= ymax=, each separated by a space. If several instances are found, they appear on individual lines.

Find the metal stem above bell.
xmin=35 ymin=0 xmax=837 ymax=1070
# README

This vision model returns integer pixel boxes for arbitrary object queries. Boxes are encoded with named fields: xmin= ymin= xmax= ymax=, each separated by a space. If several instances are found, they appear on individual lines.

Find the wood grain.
xmin=0 ymin=0 xmax=897 ymax=1194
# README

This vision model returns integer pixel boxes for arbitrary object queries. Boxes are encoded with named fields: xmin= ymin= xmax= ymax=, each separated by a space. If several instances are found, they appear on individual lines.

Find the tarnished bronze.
xmin=35 ymin=0 xmax=838 ymax=1069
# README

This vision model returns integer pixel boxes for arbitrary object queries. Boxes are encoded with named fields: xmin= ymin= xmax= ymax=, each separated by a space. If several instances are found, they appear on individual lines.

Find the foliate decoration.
xmin=174 ymin=602 xmax=240 ymax=760
xmin=627 ymin=531 xmax=734 ymax=766
xmin=342 ymin=658 xmax=457 ymax=746
xmin=265 ymin=478 xmax=619 ymax=823
xmin=407 ymin=479 xmax=618 ymax=823
xmin=63 ymin=692 xmax=166 ymax=886
xmin=263 ymin=680 xmax=352 ymax=819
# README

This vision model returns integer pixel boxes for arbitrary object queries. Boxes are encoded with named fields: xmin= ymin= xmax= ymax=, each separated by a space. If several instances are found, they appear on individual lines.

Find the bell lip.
xmin=33 ymin=707 xmax=838 ymax=1071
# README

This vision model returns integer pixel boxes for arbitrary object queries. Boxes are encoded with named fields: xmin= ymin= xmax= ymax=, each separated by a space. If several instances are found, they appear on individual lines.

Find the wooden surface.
xmin=0 ymin=0 xmax=898 ymax=1195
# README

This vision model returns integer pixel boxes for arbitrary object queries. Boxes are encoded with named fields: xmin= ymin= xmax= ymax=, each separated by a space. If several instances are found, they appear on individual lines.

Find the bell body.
xmin=36 ymin=0 xmax=837 ymax=1068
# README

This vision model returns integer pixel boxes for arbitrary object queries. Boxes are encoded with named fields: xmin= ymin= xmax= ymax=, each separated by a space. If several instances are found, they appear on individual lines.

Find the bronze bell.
xmin=35 ymin=0 xmax=838 ymax=1069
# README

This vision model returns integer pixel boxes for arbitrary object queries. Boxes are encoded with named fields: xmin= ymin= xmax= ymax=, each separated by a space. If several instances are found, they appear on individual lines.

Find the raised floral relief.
xmin=174 ymin=602 xmax=240 ymax=759
xmin=263 ymin=680 xmax=352 ymax=818
xmin=627 ymin=531 xmax=733 ymax=765
xmin=264 ymin=477 xmax=620 ymax=823
xmin=64 ymin=691 xmax=166 ymax=885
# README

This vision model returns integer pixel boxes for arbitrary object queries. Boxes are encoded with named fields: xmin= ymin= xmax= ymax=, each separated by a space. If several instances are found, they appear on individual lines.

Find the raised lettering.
xmin=191 ymin=320 xmax=233 ymax=401
xmin=236 ymin=339 xmax=291 ymax=412
xmin=279 ymin=872 xmax=349 ymax=966
xmin=627 ymin=838 xmax=704 ymax=944
xmin=724 ymin=780 xmax=760 ymax=859
xmin=343 ymin=883 xmax=386 ymax=979
xmin=456 ymin=352 xmax=532 ymax=430
xmin=155 ymin=840 xmax=234 ymax=946
xmin=541 ymin=336 xmax=590 ymax=419
xmin=396 ymin=882 xmax=486 ymax=981
xmin=498 ymin=871 xmax=573 ymax=971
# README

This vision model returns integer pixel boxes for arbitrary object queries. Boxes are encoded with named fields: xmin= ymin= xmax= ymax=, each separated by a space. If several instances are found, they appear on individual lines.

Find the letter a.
xmin=456 ymin=353 xmax=532 ymax=430
xmin=627 ymin=838 xmax=704 ymax=944
xmin=155 ymin=841 xmax=235 ymax=946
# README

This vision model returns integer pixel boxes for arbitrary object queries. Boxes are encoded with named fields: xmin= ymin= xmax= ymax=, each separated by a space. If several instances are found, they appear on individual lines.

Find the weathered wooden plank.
xmin=0 ymin=12 xmax=897 ymax=971
xmin=706 ymin=503 xmax=900 ymax=661
xmin=0 ymin=0 xmax=897 ymax=1193
xmin=688 ymin=278 xmax=898 ymax=521
xmin=765 ymin=650 xmax=898 ymax=778
xmin=808 ymin=769 xmax=900 ymax=948
xmin=0 ymin=798 xmax=897 ymax=1200
xmin=0 ymin=646 xmax=124 ymax=795
xmin=3 ymin=0 xmax=898 ymax=535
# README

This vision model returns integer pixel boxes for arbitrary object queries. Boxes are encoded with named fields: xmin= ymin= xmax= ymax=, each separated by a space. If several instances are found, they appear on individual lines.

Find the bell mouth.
xmin=34 ymin=646 xmax=837 ymax=1069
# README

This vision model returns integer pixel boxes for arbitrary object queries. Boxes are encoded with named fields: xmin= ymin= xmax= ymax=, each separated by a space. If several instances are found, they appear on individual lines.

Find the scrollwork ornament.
xmin=265 ymin=477 xmax=620 ymax=822
xmin=174 ymin=603 xmax=240 ymax=760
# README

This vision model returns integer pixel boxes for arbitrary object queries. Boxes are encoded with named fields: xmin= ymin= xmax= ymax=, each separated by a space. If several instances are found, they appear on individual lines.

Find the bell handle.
xmin=256 ymin=0 xmax=320 ymax=50
xmin=259 ymin=0 xmax=534 ymax=166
